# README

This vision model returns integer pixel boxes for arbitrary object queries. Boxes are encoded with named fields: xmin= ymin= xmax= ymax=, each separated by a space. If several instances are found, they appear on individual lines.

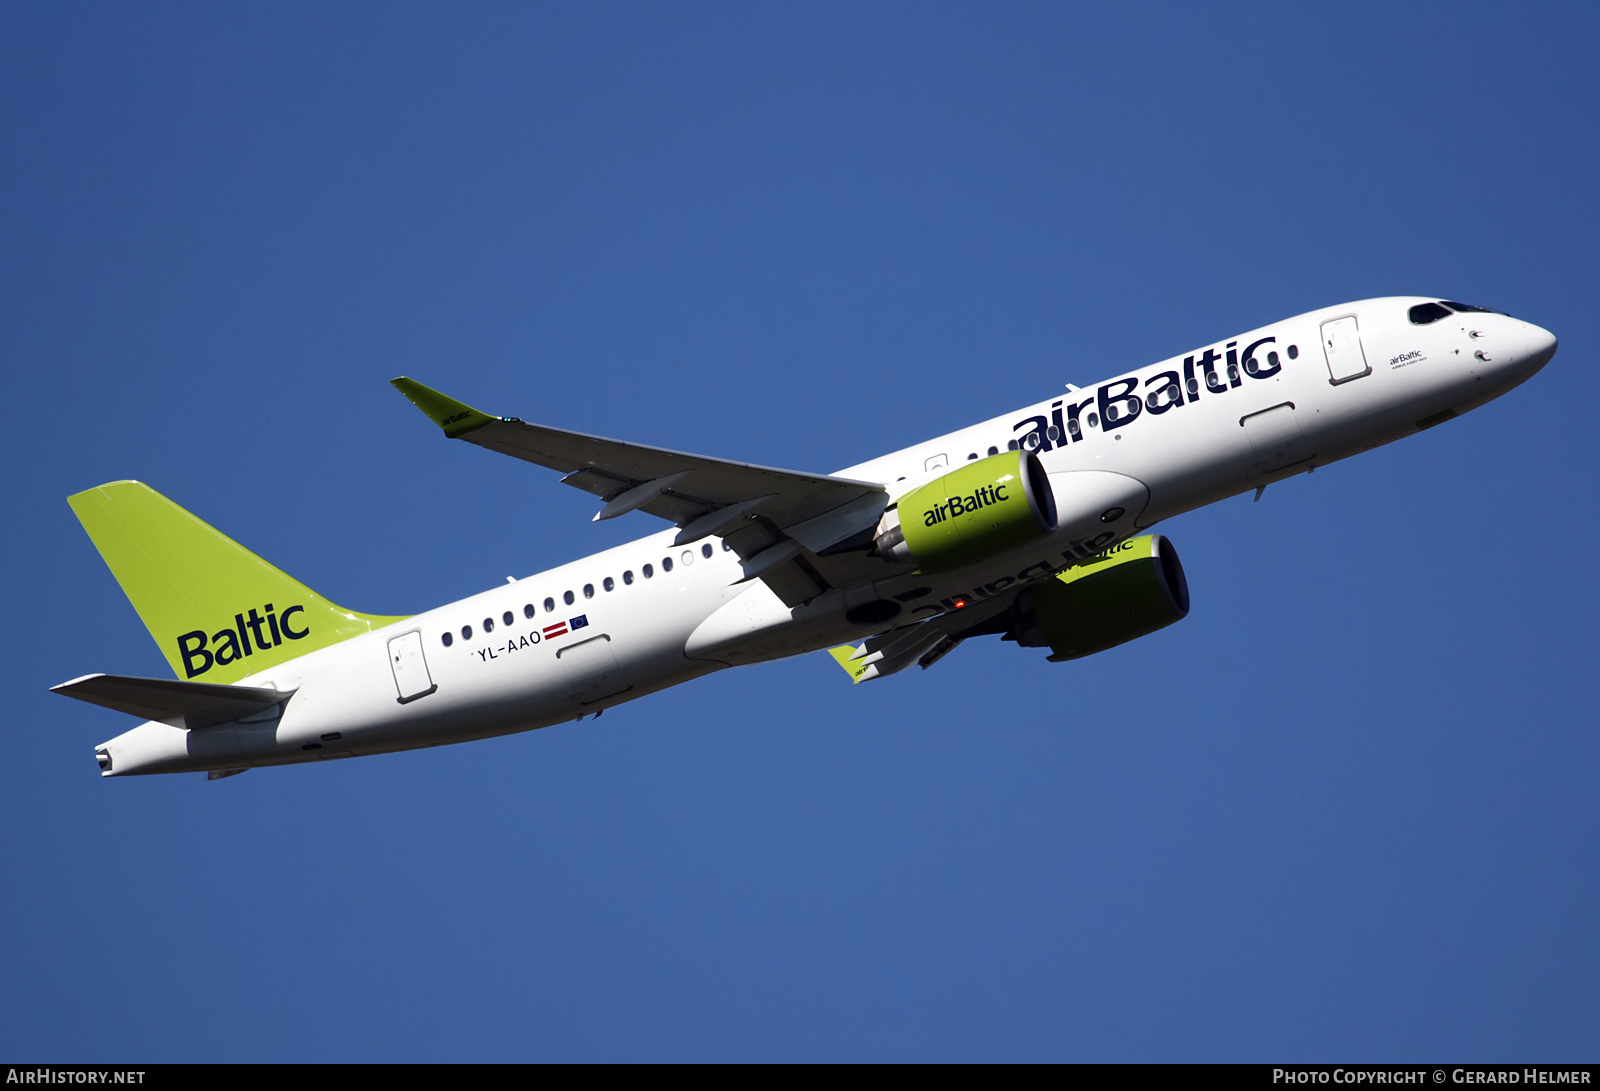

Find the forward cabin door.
xmin=387 ymin=630 xmax=438 ymax=703
xmin=1321 ymin=315 xmax=1371 ymax=384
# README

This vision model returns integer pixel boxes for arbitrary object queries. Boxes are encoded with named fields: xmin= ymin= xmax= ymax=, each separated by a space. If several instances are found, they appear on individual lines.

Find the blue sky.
xmin=4 ymin=2 xmax=1597 ymax=1061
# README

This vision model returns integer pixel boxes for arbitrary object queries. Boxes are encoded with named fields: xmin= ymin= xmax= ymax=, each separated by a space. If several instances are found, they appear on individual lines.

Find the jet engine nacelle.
xmin=1023 ymin=534 xmax=1189 ymax=660
xmin=875 ymin=449 xmax=1057 ymax=574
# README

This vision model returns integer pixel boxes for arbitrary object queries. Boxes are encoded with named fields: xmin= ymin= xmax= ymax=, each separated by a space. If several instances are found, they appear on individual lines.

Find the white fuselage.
xmin=99 ymin=298 xmax=1556 ymax=775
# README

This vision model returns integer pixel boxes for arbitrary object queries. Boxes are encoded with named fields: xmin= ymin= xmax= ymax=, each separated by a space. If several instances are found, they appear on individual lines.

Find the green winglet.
xmin=391 ymin=377 xmax=499 ymax=439
xmin=827 ymin=645 xmax=871 ymax=684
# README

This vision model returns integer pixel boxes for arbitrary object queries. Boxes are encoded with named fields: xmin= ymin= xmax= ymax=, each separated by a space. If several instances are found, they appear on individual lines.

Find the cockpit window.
xmin=1441 ymin=300 xmax=1505 ymax=315
xmin=1408 ymin=302 xmax=1453 ymax=325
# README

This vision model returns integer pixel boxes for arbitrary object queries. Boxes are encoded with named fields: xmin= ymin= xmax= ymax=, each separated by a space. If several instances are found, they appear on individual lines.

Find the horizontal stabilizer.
xmin=52 ymin=673 xmax=291 ymax=731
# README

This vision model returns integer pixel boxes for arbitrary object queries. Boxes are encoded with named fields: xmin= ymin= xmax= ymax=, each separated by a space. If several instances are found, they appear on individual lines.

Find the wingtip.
xmin=826 ymin=645 xmax=869 ymax=684
xmin=51 ymin=673 xmax=107 ymax=696
xmin=390 ymin=377 xmax=497 ymax=439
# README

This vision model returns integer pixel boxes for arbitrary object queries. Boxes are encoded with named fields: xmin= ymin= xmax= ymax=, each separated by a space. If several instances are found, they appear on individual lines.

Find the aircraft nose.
xmin=1520 ymin=321 xmax=1558 ymax=371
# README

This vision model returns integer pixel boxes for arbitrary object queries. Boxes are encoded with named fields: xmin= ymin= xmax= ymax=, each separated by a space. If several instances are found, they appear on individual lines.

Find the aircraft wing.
xmin=393 ymin=378 xmax=893 ymax=606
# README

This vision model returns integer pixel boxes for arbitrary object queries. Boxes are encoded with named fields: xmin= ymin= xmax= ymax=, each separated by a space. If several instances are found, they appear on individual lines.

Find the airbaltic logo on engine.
xmin=1012 ymin=334 xmax=1295 ymax=452
xmin=176 ymin=603 xmax=308 ymax=678
xmin=923 ymin=483 xmax=1009 ymax=526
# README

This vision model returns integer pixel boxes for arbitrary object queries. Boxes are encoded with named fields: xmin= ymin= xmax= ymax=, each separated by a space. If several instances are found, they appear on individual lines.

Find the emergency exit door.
xmin=388 ymin=630 xmax=437 ymax=703
xmin=1321 ymin=315 xmax=1371 ymax=384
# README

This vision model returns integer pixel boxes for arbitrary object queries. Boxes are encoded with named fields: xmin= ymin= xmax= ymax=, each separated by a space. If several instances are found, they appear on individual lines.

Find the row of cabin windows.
xmin=438 ymin=540 xmax=727 ymax=647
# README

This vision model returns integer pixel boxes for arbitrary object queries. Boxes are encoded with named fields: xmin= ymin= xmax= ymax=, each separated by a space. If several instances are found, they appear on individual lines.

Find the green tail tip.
xmin=391 ymin=377 xmax=498 ymax=438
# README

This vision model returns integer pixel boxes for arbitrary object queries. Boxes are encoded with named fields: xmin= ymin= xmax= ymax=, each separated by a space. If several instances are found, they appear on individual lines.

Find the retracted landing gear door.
xmin=388 ymin=630 xmax=438 ymax=703
xmin=1321 ymin=315 xmax=1371 ymax=384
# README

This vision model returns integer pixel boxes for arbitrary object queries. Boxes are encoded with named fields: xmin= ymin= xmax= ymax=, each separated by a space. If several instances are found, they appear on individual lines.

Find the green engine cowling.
xmin=875 ymin=449 xmax=1057 ymax=574
xmin=1028 ymin=534 xmax=1189 ymax=660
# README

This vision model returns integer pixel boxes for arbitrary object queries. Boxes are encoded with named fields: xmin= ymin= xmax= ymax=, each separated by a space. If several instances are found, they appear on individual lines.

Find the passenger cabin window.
xmin=503 ymin=611 xmax=513 ymax=626
xmin=701 ymin=543 xmax=713 ymax=558
xmin=461 ymin=625 xmax=473 ymax=640
xmin=524 ymin=604 xmax=536 ymax=619
xmin=563 ymin=590 xmax=575 ymax=605
xmin=543 ymin=597 xmax=555 ymax=612
xmin=987 ymin=446 xmax=998 ymax=456
xmin=583 ymin=584 xmax=594 ymax=598
xmin=603 ymin=576 xmax=614 ymax=592
xmin=1409 ymin=301 xmax=1453 ymax=325
xmin=643 ymin=564 xmax=654 ymax=578
xmin=662 ymin=556 xmax=674 ymax=572
xmin=483 ymin=617 xmax=494 ymax=632
xmin=441 ymin=631 xmax=453 ymax=647
xmin=623 ymin=570 xmax=634 ymax=585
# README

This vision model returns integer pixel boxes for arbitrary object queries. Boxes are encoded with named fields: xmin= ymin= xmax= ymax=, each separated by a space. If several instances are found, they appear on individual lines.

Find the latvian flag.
xmin=544 ymin=615 xmax=588 ymax=640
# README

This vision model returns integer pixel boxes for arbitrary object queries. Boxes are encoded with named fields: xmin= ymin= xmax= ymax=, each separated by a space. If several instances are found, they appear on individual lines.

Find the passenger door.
xmin=387 ymin=630 xmax=437 ymax=703
xmin=1321 ymin=316 xmax=1371 ymax=384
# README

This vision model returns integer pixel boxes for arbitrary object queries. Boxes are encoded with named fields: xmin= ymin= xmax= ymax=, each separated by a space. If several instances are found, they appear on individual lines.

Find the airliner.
xmin=56 ymin=297 xmax=1556 ymax=778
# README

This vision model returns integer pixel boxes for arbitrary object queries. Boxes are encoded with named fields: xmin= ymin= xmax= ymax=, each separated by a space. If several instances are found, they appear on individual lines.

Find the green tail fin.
xmin=68 ymin=481 xmax=406 ymax=683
